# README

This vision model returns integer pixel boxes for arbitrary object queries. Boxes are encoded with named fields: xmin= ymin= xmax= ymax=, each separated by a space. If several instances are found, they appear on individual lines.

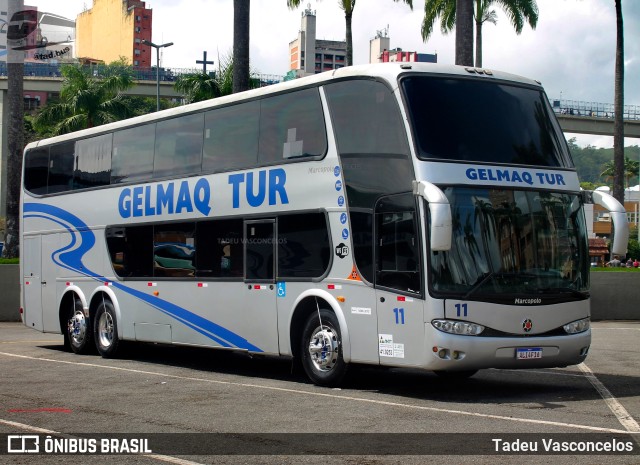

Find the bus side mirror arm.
xmin=586 ymin=190 xmax=630 ymax=256
xmin=413 ymin=181 xmax=452 ymax=251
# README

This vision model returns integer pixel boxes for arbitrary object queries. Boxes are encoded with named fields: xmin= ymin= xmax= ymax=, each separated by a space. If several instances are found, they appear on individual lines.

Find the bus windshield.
xmin=429 ymin=188 xmax=589 ymax=298
xmin=402 ymin=75 xmax=573 ymax=168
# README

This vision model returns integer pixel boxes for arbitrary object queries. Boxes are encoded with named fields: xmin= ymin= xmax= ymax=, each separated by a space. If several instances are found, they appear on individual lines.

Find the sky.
xmin=25 ymin=0 xmax=640 ymax=148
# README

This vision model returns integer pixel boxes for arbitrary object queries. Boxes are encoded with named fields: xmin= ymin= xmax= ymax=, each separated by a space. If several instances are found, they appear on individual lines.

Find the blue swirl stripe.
xmin=24 ymin=203 xmax=262 ymax=352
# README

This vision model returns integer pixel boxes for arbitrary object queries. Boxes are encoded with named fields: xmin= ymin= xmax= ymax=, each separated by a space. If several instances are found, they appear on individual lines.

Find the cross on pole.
xmin=196 ymin=51 xmax=214 ymax=73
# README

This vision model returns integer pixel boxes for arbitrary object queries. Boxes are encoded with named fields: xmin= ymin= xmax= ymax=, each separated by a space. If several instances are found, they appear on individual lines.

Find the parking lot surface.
xmin=0 ymin=321 xmax=639 ymax=464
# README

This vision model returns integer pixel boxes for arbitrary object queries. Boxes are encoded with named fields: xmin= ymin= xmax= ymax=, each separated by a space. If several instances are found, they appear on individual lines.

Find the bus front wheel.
xmin=300 ymin=309 xmax=348 ymax=387
xmin=94 ymin=299 xmax=120 ymax=358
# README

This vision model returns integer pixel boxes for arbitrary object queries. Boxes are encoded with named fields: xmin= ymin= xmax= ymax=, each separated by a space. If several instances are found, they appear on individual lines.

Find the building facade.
xmin=289 ymin=8 xmax=346 ymax=77
xmin=76 ymin=0 xmax=152 ymax=67
xmin=369 ymin=28 xmax=437 ymax=64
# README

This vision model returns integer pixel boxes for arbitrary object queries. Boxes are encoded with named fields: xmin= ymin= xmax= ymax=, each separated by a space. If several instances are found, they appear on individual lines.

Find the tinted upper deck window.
xmin=24 ymin=147 xmax=49 ymax=195
xmin=111 ymin=124 xmax=155 ymax=184
xmin=258 ymin=88 xmax=327 ymax=164
xmin=402 ymin=76 xmax=573 ymax=168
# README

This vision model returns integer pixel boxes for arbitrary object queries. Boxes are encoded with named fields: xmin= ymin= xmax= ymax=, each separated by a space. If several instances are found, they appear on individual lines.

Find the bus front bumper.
xmin=424 ymin=324 xmax=591 ymax=371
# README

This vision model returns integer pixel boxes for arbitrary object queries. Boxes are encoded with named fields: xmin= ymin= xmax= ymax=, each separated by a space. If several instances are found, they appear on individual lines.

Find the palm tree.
xmin=422 ymin=0 xmax=538 ymax=67
xmin=601 ymin=157 xmax=639 ymax=191
xmin=456 ymin=0 xmax=474 ymax=66
xmin=233 ymin=0 xmax=250 ymax=93
xmin=174 ymin=53 xmax=261 ymax=103
xmin=4 ymin=0 xmax=25 ymax=258
xmin=174 ymin=73 xmax=222 ymax=104
xmin=474 ymin=3 xmax=497 ymax=67
xmin=613 ymin=0 xmax=624 ymax=204
xmin=33 ymin=64 xmax=134 ymax=136
xmin=287 ymin=0 xmax=413 ymax=67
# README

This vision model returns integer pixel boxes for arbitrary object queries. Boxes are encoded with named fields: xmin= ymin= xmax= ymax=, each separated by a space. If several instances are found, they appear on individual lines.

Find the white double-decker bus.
xmin=20 ymin=63 xmax=629 ymax=386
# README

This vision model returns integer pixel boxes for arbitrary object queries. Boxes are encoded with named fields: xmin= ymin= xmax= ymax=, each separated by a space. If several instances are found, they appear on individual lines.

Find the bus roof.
xmin=25 ymin=62 xmax=542 ymax=151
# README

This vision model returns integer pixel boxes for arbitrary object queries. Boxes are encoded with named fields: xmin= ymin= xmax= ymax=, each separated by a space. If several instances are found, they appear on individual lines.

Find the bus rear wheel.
xmin=94 ymin=299 xmax=120 ymax=358
xmin=67 ymin=298 xmax=93 ymax=354
xmin=300 ymin=309 xmax=347 ymax=387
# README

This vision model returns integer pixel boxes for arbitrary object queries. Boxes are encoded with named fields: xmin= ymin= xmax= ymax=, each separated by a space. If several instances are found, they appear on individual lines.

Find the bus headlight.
xmin=563 ymin=318 xmax=590 ymax=334
xmin=432 ymin=319 xmax=485 ymax=336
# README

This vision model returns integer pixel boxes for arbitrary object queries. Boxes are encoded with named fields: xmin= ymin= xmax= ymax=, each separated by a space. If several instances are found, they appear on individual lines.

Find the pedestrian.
xmin=606 ymin=255 xmax=621 ymax=267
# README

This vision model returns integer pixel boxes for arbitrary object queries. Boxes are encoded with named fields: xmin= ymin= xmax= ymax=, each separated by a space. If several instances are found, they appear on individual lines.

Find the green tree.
xmin=174 ymin=72 xmax=222 ymax=104
xmin=33 ymin=62 xmax=134 ymax=136
xmin=422 ymin=0 xmax=538 ymax=67
xmin=123 ymin=95 xmax=176 ymax=115
xmin=287 ymin=0 xmax=413 ymax=67
xmin=4 ymin=0 xmax=25 ymax=259
xmin=600 ymin=157 xmax=639 ymax=189
xmin=474 ymin=1 xmax=497 ymax=67
xmin=613 ymin=0 xmax=624 ymax=204
xmin=174 ymin=53 xmax=260 ymax=103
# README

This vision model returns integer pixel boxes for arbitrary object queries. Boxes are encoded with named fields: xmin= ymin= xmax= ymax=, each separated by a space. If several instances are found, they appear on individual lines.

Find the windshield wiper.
xmin=463 ymin=272 xmax=495 ymax=299
xmin=464 ymin=272 xmax=540 ymax=299
xmin=536 ymin=287 xmax=588 ymax=298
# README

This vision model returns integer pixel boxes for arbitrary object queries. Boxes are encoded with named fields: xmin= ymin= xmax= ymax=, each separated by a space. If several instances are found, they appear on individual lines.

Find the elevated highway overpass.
xmin=552 ymin=99 xmax=640 ymax=138
xmin=556 ymin=114 xmax=640 ymax=138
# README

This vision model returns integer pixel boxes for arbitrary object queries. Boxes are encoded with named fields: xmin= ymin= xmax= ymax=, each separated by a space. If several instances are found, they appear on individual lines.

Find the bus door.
xmin=40 ymin=234 xmax=60 ymax=332
xmin=374 ymin=194 xmax=425 ymax=366
xmin=22 ymin=234 xmax=59 ymax=332
xmin=242 ymin=219 xmax=279 ymax=353
xmin=23 ymin=236 xmax=43 ymax=331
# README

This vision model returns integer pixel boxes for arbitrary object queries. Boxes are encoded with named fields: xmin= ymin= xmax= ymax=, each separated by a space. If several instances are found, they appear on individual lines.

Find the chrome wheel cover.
xmin=68 ymin=310 xmax=87 ymax=345
xmin=98 ymin=310 xmax=114 ymax=349
xmin=308 ymin=325 xmax=339 ymax=372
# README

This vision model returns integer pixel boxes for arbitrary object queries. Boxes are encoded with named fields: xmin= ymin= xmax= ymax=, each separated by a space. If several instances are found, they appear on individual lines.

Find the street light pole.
xmin=142 ymin=39 xmax=173 ymax=111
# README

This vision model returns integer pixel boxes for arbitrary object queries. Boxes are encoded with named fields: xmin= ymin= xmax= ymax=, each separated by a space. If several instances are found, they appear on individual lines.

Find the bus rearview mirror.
xmin=413 ymin=181 xmax=452 ymax=252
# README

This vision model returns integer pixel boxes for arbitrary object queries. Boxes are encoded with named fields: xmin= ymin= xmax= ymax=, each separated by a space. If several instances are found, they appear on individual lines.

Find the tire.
xmin=94 ymin=299 xmax=120 ymax=358
xmin=300 ymin=308 xmax=348 ymax=387
xmin=67 ymin=297 xmax=94 ymax=354
xmin=434 ymin=370 xmax=478 ymax=379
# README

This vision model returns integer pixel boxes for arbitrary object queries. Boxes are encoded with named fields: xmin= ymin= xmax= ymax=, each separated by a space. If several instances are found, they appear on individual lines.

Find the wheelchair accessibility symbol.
xmin=277 ymin=282 xmax=286 ymax=297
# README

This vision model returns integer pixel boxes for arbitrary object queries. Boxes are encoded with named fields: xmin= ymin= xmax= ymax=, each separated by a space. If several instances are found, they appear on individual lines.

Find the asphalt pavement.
xmin=0 ymin=320 xmax=639 ymax=464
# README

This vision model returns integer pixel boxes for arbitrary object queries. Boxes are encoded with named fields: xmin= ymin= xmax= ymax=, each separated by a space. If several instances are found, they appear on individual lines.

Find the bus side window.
xmin=203 ymin=101 xmax=259 ymax=173
xmin=374 ymin=193 xmax=422 ymax=295
xmin=111 ymin=124 xmax=155 ymax=184
xmin=106 ymin=225 xmax=153 ymax=278
xmin=277 ymin=212 xmax=330 ymax=279
xmin=153 ymin=222 xmax=195 ymax=278
xmin=48 ymin=142 xmax=75 ymax=194
xmin=74 ymin=134 xmax=112 ymax=190
xmin=154 ymin=113 xmax=204 ymax=179
xmin=24 ymin=147 xmax=49 ymax=195
xmin=258 ymin=88 xmax=327 ymax=165
xmin=195 ymin=219 xmax=243 ymax=279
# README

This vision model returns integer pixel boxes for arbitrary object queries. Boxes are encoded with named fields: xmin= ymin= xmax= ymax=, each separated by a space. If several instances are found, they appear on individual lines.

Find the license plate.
xmin=516 ymin=348 xmax=542 ymax=359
